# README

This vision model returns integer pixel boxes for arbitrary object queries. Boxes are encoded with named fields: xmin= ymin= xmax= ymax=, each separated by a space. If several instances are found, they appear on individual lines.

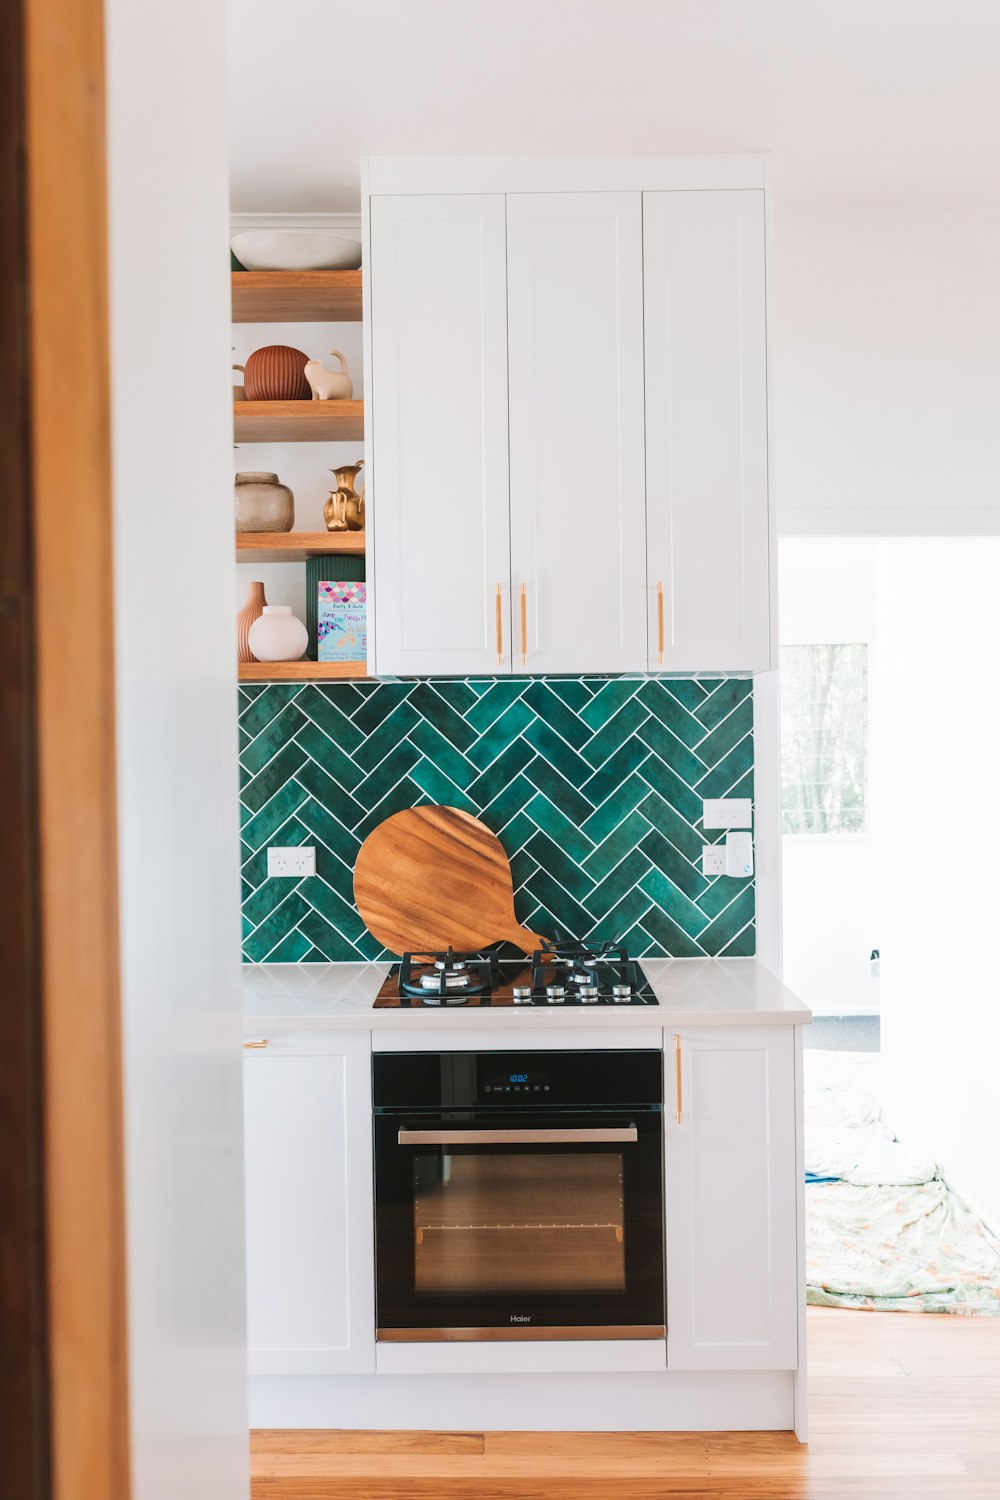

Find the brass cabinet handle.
xmin=657 ymin=581 xmax=665 ymax=665
xmin=243 ymin=1038 xmax=269 ymax=1050
xmin=495 ymin=584 xmax=503 ymax=664
xmin=520 ymin=583 xmax=527 ymax=665
xmin=674 ymin=1033 xmax=682 ymax=1123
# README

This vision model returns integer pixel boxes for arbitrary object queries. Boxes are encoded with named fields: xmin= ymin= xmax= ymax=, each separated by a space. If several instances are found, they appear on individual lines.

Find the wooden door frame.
xmin=1 ymin=0 xmax=131 ymax=1494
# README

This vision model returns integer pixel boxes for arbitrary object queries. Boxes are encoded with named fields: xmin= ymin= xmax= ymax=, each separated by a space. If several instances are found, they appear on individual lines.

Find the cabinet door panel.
xmin=666 ymin=1026 xmax=797 ymax=1370
xmin=243 ymin=1032 xmax=374 ymax=1374
xmin=507 ymin=193 xmax=647 ymax=674
xmin=644 ymin=191 xmax=770 ymax=673
xmin=370 ymin=195 xmax=510 ymax=674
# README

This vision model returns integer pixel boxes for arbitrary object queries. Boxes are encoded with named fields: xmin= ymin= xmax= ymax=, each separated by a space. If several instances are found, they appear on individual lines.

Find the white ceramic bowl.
xmin=231 ymin=230 xmax=362 ymax=272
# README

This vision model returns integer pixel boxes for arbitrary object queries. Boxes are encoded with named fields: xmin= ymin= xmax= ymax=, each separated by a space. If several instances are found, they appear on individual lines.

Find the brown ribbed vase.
xmin=236 ymin=580 xmax=268 ymax=663
xmin=241 ymin=344 xmax=311 ymax=401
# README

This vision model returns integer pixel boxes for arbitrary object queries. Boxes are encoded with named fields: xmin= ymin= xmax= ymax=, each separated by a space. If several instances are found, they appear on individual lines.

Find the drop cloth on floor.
xmin=805 ymin=1050 xmax=1000 ymax=1314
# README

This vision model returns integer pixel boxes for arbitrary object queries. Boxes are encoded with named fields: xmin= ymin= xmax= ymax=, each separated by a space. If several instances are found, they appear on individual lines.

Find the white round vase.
xmin=247 ymin=605 xmax=308 ymax=663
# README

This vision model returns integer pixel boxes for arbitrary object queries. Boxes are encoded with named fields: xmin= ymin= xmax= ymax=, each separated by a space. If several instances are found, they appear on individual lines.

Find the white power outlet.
xmin=267 ymin=845 xmax=316 ymax=878
xmin=701 ymin=845 xmax=727 ymax=877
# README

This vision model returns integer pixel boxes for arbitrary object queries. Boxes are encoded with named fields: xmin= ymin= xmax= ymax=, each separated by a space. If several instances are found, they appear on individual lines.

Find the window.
xmin=781 ymin=643 xmax=868 ymax=835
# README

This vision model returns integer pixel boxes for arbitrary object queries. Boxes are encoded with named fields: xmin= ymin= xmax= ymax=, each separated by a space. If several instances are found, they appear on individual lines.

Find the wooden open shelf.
xmin=234 ymin=399 xmax=364 ymax=443
xmin=238 ymin=660 xmax=370 ymax=683
xmin=236 ymin=531 xmax=365 ymax=564
xmin=231 ymin=269 xmax=362 ymax=323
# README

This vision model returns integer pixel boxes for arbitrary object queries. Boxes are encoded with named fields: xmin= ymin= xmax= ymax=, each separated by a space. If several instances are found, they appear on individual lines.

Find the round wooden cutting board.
xmin=353 ymin=805 xmax=540 ymax=956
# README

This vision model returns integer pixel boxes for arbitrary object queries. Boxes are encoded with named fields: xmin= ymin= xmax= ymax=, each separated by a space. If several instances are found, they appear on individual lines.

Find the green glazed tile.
xmin=409 ymin=759 xmax=478 ymax=812
xmin=241 ymin=778 xmax=310 ymax=852
xmin=697 ymin=886 xmax=756 ymax=951
xmin=578 ymin=737 xmax=651 ymax=813
xmin=639 ymin=865 xmax=710 ymax=935
xmin=524 ymin=793 xmax=595 ymax=865
xmin=241 ymin=740 xmax=308 ymax=816
xmin=636 ymin=679 xmax=707 ymax=749
xmin=581 ymin=697 xmax=649 ymax=770
xmin=350 ymin=681 xmax=411 ymax=737
xmin=638 ymin=715 xmax=709 ymax=787
xmin=579 ymin=678 xmax=642 ymax=731
xmin=465 ymin=699 xmax=535 ymax=772
xmin=240 ymin=702 xmax=307 ymax=778
xmin=638 ymin=906 xmax=706 ymax=958
xmin=580 ymin=772 xmax=650 ymax=845
xmin=693 ymin=677 xmax=753 ymax=730
xmin=694 ymin=732 xmax=755 ymax=799
xmin=583 ymin=847 xmax=653 ymax=921
xmin=352 ymin=775 xmax=423 ymax=842
xmin=467 ymin=738 xmax=536 ymax=808
xmin=409 ymin=719 xmax=477 ymax=789
xmin=720 ymin=921 xmax=757 ymax=957
xmin=351 ymin=700 xmax=421 ymax=774
xmin=408 ymin=682 xmax=478 ymax=752
xmin=582 ymin=808 xmax=653 ymax=883
xmin=524 ymin=830 xmax=596 ymax=903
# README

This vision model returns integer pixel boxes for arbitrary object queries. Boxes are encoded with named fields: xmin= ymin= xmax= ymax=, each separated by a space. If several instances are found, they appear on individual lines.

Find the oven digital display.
xmin=483 ymin=1071 xmax=551 ymax=1095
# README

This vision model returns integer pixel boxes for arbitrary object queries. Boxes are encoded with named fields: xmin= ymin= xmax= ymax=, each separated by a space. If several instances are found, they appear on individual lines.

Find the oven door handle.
xmin=396 ymin=1126 xmax=638 ymax=1145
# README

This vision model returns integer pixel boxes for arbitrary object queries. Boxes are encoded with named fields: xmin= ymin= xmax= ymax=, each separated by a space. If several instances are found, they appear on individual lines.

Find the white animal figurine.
xmin=303 ymin=349 xmax=353 ymax=401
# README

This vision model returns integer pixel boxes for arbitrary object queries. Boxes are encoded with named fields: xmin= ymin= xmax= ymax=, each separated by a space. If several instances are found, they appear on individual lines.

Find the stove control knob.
xmin=612 ymin=984 xmax=633 ymax=1003
xmin=512 ymin=987 xmax=533 ymax=1006
xmin=578 ymin=985 xmax=600 ymax=1004
xmin=546 ymin=985 xmax=566 ymax=1005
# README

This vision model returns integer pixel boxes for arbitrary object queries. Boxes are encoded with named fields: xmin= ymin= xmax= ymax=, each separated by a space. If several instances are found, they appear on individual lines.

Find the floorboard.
xmin=251 ymin=1307 xmax=1000 ymax=1497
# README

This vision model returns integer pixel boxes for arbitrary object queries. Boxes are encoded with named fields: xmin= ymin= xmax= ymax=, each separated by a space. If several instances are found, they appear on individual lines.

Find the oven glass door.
xmin=375 ymin=1112 xmax=663 ymax=1339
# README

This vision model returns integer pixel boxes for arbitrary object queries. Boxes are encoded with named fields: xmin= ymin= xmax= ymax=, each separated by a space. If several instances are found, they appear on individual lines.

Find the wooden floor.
xmin=251 ymin=1308 xmax=1000 ymax=1497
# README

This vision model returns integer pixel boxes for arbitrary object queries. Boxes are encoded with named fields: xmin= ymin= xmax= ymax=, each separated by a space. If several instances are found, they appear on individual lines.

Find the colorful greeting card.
xmin=317 ymin=581 xmax=367 ymax=663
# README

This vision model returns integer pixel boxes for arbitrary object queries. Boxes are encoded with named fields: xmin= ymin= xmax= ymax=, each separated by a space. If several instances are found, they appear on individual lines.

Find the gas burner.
xmin=531 ymin=941 xmax=641 ymax=1003
xmin=398 ymin=948 xmax=501 ymax=1006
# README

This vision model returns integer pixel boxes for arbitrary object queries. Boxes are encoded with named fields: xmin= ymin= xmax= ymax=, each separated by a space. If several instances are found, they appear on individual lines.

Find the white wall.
xmin=105 ymin=0 xmax=249 ymax=1493
xmin=775 ymin=214 xmax=1000 ymax=531
xmin=875 ymin=540 xmax=1000 ymax=1230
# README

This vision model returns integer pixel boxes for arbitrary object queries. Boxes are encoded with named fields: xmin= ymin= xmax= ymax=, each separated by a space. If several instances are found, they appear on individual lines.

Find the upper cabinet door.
xmin=507 ymin=193 xmax=647 ymax=675
xmin=643 ymin=191 xmax=771 ymax=674
xmin=369 ymin=195 xmax=511 ymax=676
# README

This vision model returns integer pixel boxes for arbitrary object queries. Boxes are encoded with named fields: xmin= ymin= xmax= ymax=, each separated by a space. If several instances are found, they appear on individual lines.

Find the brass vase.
xmin=324 ymin=459 xmax=365 ymax=532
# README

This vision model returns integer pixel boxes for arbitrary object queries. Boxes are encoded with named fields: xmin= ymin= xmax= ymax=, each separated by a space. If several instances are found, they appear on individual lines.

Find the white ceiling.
xmin=227 ymin=0 xmax=1000 ymax=216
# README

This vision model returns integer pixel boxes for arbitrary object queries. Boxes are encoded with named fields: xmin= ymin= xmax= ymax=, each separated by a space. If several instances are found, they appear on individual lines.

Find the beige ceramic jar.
xmin=247 ymin=605 xmax=308 ymax=663
xmin=234 ymin=471 xmax=294 ymax=533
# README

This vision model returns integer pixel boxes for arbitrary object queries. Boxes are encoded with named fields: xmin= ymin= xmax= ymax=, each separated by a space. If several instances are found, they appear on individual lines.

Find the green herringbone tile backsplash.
xmin=239 ymin=677 xmax=755 ymax=962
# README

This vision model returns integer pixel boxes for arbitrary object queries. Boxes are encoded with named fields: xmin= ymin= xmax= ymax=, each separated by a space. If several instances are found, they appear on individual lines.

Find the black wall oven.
xmin=373 ymin=1050 xmax=664 ymax=1342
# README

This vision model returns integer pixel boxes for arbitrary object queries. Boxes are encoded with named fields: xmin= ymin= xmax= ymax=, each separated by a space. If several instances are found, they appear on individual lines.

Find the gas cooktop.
xmin=372 ymin=941 xmax=659 ymax=1008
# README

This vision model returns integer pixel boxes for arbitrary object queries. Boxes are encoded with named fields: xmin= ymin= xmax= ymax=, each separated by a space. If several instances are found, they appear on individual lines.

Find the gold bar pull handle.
xmin=495 ymin=584 xmax=503 ymax=664
xmin=657 ymin=581 xmax=665 ymax=665
xmin=674 ymin=1033 xmax=682 ymax=1124
xmin=520 ymin=582 xmax=527 ymax=665
xmin=244 ymin=1038 xmax=269 ymax=1050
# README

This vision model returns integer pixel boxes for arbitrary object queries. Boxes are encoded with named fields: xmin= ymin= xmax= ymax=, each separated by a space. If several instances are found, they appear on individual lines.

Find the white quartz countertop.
xmin=242 ymin=958 xmax=811 ymax=1032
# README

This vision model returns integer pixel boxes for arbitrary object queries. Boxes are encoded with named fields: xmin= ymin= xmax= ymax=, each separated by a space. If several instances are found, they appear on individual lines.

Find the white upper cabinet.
xmin=506 ymin=193 xmax=648 ymax=674
xmin=364 ymin=161 xmax=772 ymax=677
xmin=369 ymin=195 xmax=511 ymax=676
xmin=643 ymin=191 xmax=771 ymax=673
xmin=665 ymin=1026 xmax=798 ymax=1371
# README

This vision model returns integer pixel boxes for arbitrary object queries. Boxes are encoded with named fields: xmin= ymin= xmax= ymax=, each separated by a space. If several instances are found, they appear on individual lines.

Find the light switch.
xmin=703 ymin=797 xmax=752 ymax=829
xmin=725 ymin=831 xmax=754 ymax=878
xmin=267 ymin=846 xmax=316 ymax=878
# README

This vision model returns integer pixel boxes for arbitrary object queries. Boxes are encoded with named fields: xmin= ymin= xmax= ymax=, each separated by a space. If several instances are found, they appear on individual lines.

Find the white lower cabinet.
xmin=665 ymin=1026 xmax=798 ymax=1370
xmin=243 ymin=1031 xmax=375 ymax=1375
